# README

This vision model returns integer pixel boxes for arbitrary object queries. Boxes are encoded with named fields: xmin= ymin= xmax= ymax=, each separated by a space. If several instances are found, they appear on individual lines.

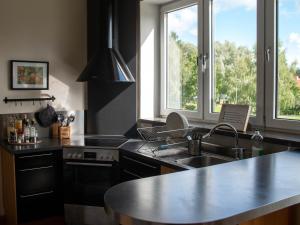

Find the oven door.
xmin=63 ymin=160 xmax=119 ymax=207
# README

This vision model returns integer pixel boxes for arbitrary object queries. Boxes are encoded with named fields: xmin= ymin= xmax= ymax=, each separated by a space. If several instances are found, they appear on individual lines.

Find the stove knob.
xmin=77 ymin=154 xmax=82 ymax=159
xmin=72 ymin=153 xmax=77 ymax=159
xmin=67 ymin=153 xmax=72 ymax=158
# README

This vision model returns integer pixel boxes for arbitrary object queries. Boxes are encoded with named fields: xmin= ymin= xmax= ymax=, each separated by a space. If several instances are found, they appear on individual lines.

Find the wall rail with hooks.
xmin=3 ymin=96 xmax=56 ymax=104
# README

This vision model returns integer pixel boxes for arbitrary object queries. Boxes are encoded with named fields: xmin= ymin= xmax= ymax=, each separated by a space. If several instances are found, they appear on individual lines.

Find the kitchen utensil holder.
xmin=51 ymin=122 xmax=60 ymax=138
xmin=59 ymin=126 xmax=71 ymax=139
xmin=188 ymin=139 xmax=201 ymax=156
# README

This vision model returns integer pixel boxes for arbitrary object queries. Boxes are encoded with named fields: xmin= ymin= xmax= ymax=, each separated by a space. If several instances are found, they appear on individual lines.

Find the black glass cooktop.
xmin=84 ymin=135 xmax=128 ymax=148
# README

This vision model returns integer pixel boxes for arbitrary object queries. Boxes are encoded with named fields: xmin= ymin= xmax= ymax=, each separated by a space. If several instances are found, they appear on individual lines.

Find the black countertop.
xmin=0 ymin=136 xmax=86 ymax=155
xmin=105 ymin=149 xmax=300 ymax=225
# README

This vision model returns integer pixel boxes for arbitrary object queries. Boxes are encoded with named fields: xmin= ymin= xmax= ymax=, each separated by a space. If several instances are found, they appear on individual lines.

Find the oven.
xmin=63 ymin=138 xmax=124 ymax=225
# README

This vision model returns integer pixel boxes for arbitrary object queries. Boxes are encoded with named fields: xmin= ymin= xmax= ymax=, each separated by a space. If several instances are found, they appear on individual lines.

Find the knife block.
xmin=59 ymin=126 xmax=71 ymax=139
xmin=51 ymin=122 xmax=60 ymax=138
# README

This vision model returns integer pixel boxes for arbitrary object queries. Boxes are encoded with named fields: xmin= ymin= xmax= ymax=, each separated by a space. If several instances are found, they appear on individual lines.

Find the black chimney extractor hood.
xmin=77 ymin=0 xmax=135 ymax=83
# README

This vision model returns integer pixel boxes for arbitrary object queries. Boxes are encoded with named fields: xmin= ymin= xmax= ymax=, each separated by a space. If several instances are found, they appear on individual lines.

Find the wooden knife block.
xmin=59 ymin=126 xmax=71 ymax=139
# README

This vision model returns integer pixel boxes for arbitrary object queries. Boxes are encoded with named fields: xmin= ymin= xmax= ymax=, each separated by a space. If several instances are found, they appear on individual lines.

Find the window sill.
xmin=138 ymin=117 xmax=300 ymax=147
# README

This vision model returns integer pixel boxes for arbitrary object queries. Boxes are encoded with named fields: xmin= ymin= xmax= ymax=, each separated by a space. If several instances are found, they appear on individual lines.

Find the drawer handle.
xmin=19 ymin=165 xmax=53 ymax=172
xmin=65 ymin=162 xmax=113 ymax=167
xmin=122 ymin=156 xmax=158 ymax=169
xmin=18 ymin=153 xmax=53 ymax=159
xmin=123 ymin=169 xmax=142 ymax=179
xmin=20 ymin=190 xmax=54 ymax=198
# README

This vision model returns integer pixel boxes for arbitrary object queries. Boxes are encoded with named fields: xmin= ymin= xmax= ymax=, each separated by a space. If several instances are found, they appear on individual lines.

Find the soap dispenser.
xmin=251 ymin=130 xmax=264 ymax=157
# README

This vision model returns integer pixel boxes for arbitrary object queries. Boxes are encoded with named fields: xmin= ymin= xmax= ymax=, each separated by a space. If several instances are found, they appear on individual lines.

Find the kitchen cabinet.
xmin=160 ymin=166 xmax=177 ymax=174
xmin=119 ymin=152 xmax=160 ymax=182
xmin=240 ymin=207 xmax=293 ymax=225
xmin=1 ymin=148 xmax=63 ymax=225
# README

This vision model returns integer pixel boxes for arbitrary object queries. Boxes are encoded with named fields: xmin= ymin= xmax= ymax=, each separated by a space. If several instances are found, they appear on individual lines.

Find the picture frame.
xmin=10 ymin=60 xmax=49 ymax=90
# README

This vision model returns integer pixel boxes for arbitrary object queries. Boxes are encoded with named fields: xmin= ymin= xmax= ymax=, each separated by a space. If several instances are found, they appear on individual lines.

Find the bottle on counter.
xmin=24 ymin=120 xmax=30 ymax=143
xmin=7 ymin=116 xmax=16 ymax=142
xmin=15 ymin=115 xmax=23 ymax=135
xmin=251 ymin=130 xmax=264 ymax=157
xmin=30 ymin=120 xmax=37 ymax=143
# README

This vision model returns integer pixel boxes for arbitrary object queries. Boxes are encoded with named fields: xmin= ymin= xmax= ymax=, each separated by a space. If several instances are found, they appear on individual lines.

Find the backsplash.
xmin=0 ymin=111 xmax=84 ymax=140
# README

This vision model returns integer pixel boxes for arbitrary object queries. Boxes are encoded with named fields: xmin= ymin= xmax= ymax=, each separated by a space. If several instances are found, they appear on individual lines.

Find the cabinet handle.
xmin=123 ymin=169 xmax=142 ymax=179
xmin=20 ymin=190 xmax=54 ymax=198
xmin=122 ymin=156 xmax=158 ymax=169
xmin=19 ymin=165 xmax=53 ymax=172
xmin=65 ymin=162 xmax=113 ymax=167
xmin=18 ymin=153 xmax=53 ymax=159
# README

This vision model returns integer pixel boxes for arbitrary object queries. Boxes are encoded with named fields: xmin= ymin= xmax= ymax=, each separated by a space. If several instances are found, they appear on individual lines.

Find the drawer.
xmin=18 ymin=191 xmax=63 ymax=223
xmin=16 ymin=151 xmax=56 ymax=169
xmin=120 ymin=154 xmax=160 ymax=178
xmin=17 ymin=166 xmax=56 ymax=197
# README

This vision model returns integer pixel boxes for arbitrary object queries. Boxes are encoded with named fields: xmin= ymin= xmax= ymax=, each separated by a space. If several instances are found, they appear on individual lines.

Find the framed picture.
xmin=10 ymin=60 xmax=49 ymax=90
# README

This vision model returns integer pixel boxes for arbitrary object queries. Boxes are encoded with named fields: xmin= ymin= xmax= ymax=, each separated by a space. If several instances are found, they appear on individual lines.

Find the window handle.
xmin=200 ymin=53 xmax=208 ymax=73
xmin=265 ymin=47 xmax=271 ymax=62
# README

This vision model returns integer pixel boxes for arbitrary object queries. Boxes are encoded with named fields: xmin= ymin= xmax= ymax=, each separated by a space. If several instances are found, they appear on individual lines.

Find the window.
xmin=265 ymin=0 xmax=300 ymax=130
xmin=159 ymin=0 xmax=299 ymax=131
xmin=166 ymin=5 xmax=198 ymax=111
xmin=211 ymin=0 xmax=257 ymax=115
xmin=161 ymin=1 xmax=201 ymax=119
xmin=276 ymin=0 xmax=300 ymax=120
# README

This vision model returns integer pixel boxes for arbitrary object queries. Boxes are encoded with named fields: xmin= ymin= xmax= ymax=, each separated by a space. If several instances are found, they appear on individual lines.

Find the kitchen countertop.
xmin=0 ymin=136 xmax=86 ymax=154
xmin=105 ymin=149 xmax=300 ymax=225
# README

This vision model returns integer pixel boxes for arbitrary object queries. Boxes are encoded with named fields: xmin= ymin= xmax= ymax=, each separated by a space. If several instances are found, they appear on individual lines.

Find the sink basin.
xmin=176 ymin=155 xmax=230 ymax=168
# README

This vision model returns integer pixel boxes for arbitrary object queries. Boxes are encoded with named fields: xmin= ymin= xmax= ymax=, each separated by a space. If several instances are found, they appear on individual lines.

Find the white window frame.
xmin=265 ymin=0 xmax=300 ymax=131
xmin=203 ymin=0 xmax=264 ymax=126
xmin=158 ymin=0 xmax=300 ymax=132
xmin=160 ymin=0 xmax=203 ymax=120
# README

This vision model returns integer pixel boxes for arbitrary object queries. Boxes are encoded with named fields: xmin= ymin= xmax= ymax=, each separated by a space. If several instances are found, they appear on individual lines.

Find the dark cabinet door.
xmin=120 ymin=153 xmax=160 ymax=182
xmin=15 ymin=150 xmax=63 ymax=223
xmin=17 ymin=166 xmax=55 ymax=197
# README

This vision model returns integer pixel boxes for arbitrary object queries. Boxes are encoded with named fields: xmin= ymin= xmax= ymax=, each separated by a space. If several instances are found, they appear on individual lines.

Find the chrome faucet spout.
xmin=203 ymin=123 xmax=242 ymax=159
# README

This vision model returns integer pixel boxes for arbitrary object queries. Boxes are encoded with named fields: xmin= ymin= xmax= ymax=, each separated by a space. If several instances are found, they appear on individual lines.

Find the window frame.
xmin=203 ymin=0 xmax=264 ymax=126
xmin=158 ymin=0 xmax=300 ymax=132
xmin=265 ymin=0 xmax=300 ymax=131
xmin=160 ymin=0 xmax=203 ymax=120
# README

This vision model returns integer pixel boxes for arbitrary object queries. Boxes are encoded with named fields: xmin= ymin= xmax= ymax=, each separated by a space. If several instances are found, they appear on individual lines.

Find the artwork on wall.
xmin=10 ymin=60 xmax=49 ymax=90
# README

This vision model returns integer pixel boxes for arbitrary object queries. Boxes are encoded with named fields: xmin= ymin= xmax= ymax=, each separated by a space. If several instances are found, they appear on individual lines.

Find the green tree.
xmin=168 ymin=33 xmax=300 ymax=118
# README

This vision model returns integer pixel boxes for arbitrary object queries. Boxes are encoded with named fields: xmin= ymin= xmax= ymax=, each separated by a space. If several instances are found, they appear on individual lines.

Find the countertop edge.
xmin=104 ymin=150 xmax=300 ymax=225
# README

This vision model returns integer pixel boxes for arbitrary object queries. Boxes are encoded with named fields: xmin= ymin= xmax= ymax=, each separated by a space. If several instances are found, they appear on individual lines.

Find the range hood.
xmin=77 ymin=0 xmax=135 ymax=83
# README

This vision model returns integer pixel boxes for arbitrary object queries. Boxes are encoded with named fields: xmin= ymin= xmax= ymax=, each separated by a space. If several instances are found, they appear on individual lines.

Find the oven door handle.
xmin=65 ymin=162 xmax=113 ymax=167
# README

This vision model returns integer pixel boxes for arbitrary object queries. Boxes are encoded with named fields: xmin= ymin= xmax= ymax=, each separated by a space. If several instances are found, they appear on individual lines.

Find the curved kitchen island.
xmin=105 ymin=150 xmax=300 ymax=225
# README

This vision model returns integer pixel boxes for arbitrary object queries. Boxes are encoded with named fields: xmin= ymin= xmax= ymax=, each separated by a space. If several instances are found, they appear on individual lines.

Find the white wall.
xmin=0 ymin=0 xmax=87 ymax=216
xmin=140 ymin=2 xmax=160 ymax=119
xmin=0 ymin=0 xmax=86 ymax=114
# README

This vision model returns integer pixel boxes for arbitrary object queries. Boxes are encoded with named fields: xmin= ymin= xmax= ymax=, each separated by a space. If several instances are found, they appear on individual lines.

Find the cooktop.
xmin=84 ymin=135 xmax=128 ymax=148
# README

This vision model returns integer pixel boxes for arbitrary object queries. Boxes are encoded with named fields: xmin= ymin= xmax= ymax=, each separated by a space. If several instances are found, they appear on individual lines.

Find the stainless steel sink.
xmin=176 ymin=155 xmax=231 ymax=168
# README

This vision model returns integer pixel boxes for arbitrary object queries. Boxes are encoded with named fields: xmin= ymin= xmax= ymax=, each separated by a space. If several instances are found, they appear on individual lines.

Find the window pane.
xmin=277 ymin=0 xmax=300 ymax=120
xmin=212 ymin=0 xmax=257 ymax=114
xmin=166 ymin=5 xmax=198 ymax=111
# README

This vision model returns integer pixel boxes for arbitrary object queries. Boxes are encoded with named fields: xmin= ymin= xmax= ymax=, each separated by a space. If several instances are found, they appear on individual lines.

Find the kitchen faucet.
xmin=202 ymin=123 xmax=244 ymax=159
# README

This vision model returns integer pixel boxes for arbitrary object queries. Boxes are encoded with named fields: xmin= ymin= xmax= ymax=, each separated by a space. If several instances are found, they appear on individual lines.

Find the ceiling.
xmin=142 ymin=0 xmax=175 ymax=5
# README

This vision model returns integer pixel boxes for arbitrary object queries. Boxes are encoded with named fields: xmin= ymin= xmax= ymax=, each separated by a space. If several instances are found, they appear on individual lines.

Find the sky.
xmin=167 ymin=0 xmax=300 ymax=67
